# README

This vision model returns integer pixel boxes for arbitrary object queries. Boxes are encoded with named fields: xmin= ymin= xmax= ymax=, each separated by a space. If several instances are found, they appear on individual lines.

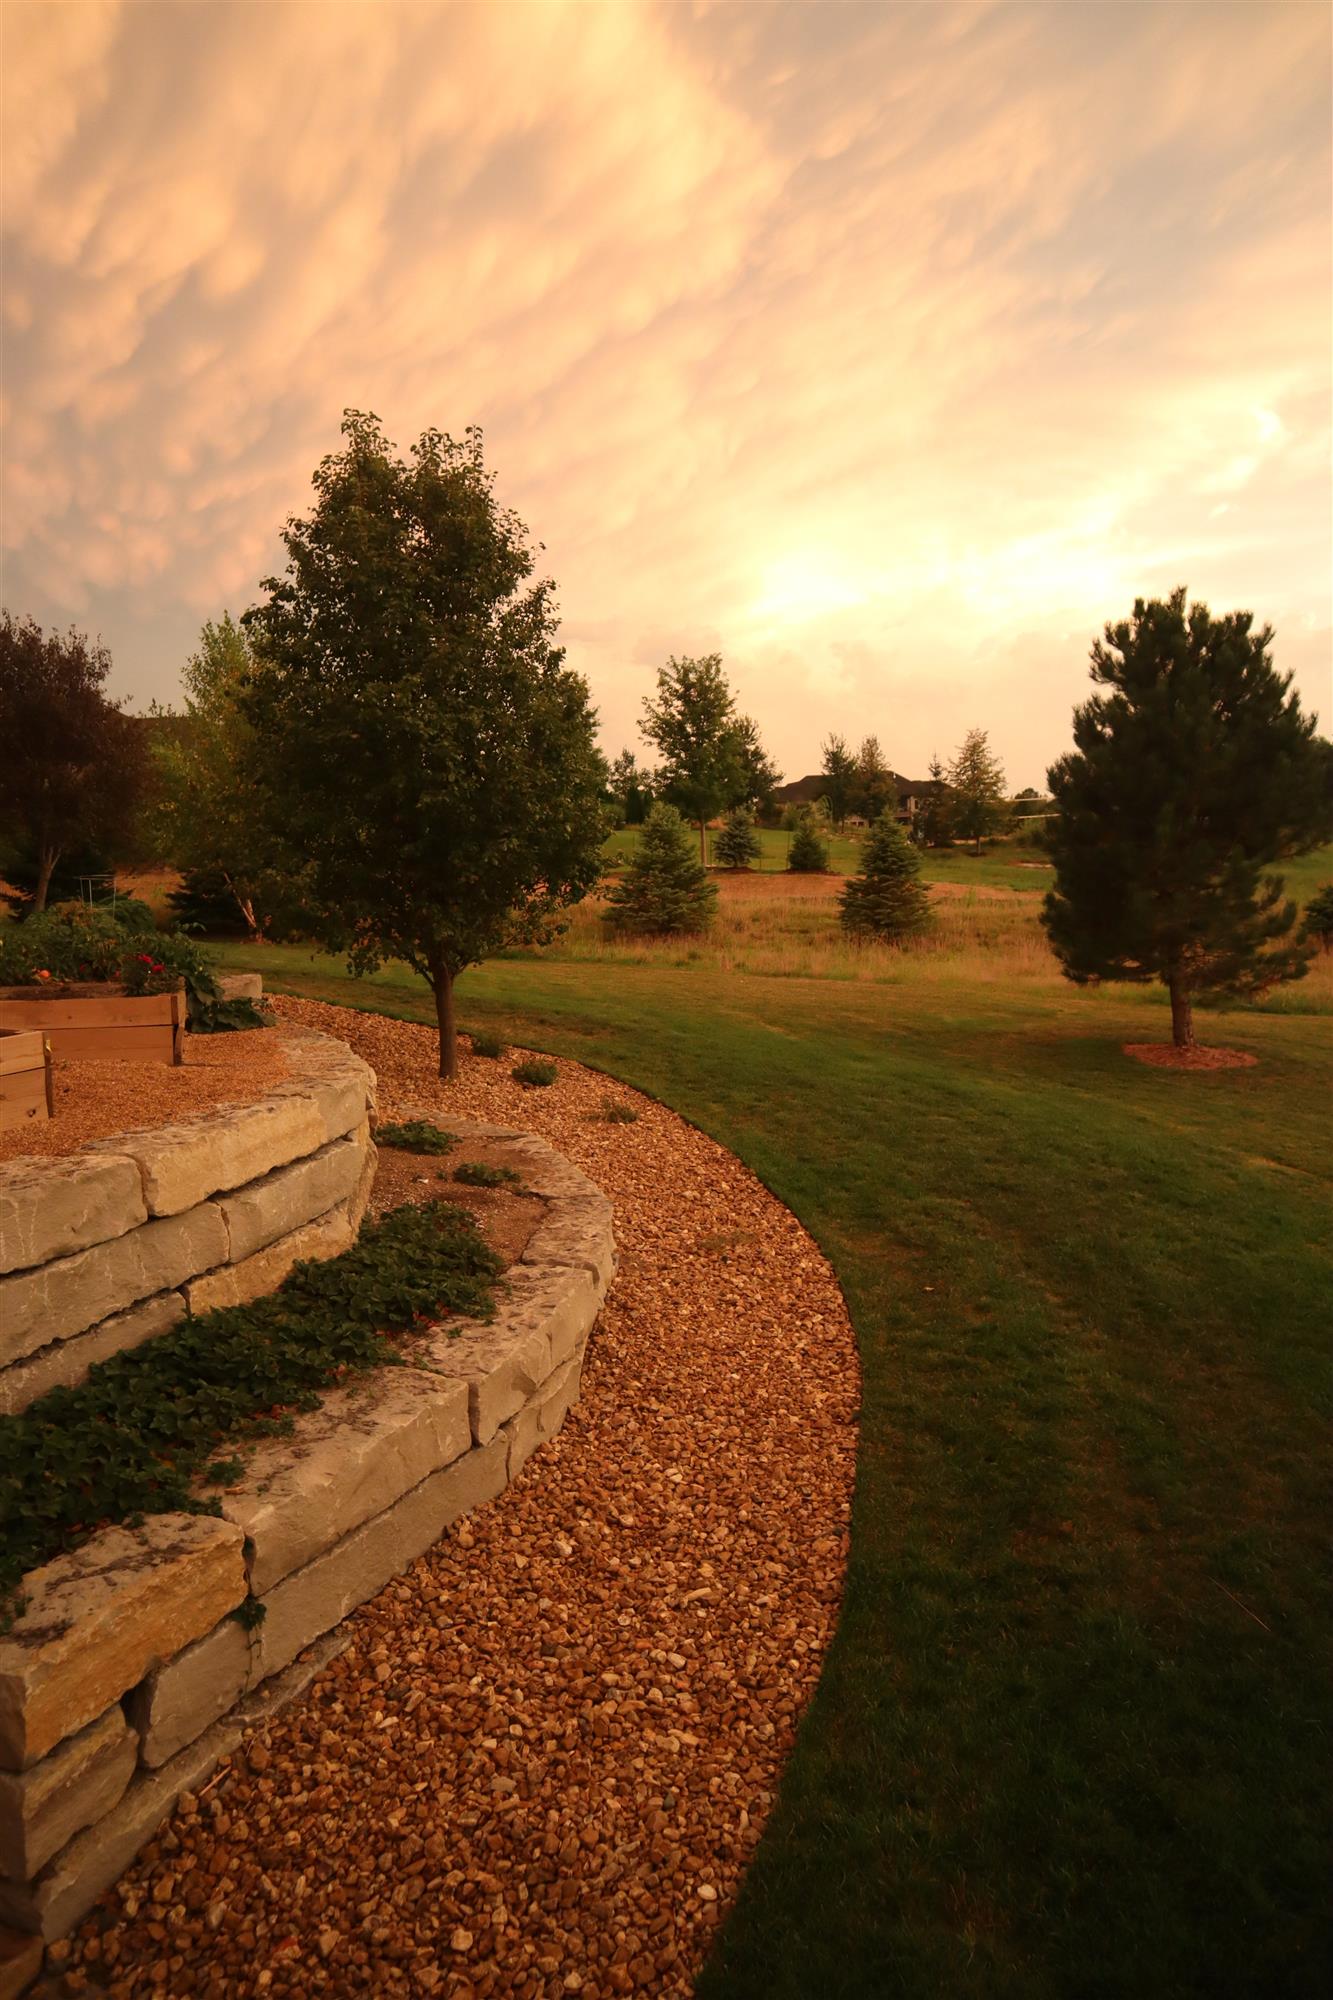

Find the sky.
xmin=3 ymin=0 xmax=1330 ymax=792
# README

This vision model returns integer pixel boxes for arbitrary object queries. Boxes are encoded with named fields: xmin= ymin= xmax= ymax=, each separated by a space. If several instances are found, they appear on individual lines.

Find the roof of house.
xmin=772 ymin=771 xmax=943 ymax=804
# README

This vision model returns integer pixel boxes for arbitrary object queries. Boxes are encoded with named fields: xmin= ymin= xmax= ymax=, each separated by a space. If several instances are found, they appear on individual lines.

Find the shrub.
xmin=469 ymin=1029 xmax=507 ymax=1059
xmin=454 ymin=1160 xmax=524 ymax=1188
xmin=1302 ymin=882 xmax=1333 ymax=950
xmin=376 ymin=1120 xmax=456 ymax=1154
xmin=715 ymin=808 xmax=761 ymax=871
xmin=0 ymin=900 xmax=262 ymax=1031
xmin=840 ymin=812 xmax=931 ymax=942
xmin=0 ymin=1200 xmax=503 ymax=1617
xmin=787 ymin=814 xmax=830 ymax=874
xmin=601 ymin=1097 xmax=639 ymax=1124
xmin=511 ymin=1057 xmax=558 ymax=1088
xmin=603 ymin=802 xmax=717 ymax=935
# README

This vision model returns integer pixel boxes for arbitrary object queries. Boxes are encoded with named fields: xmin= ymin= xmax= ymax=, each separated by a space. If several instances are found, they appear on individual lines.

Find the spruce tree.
xmin=839 ymin=811 xmax=931 ymax=941
xmin=820 ymin=735 xmax=858 ymax=827
xmin=919 ymin=755 xmax=958 ymax=847
xmin=948 ymin=727 xmax=1008 ymax=852
xmin=603 ymin=803 xmax=717 ymax=935
xmin=787 ymin=812 xmax=830 ymax=874
xmin=1043 ymin=588 xmax=1333 ymax=1048
xmin=715 ymin=806 xmax=761 ymax=870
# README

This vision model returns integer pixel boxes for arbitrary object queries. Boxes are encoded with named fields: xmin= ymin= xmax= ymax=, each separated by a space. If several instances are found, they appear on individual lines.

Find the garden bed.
xmin=0 ymin=985 xmax=184 ymax=1068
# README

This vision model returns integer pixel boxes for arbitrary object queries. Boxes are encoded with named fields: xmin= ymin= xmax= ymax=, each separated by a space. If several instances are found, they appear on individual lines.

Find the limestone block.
xmin=520 ymin=1197 xmax=616 ymax=1292
xmin=0 ymin=1712 xmax=244 ymax=1940
xmin=126 ymin=1621 xmax=251 ymax=1770
xmin=215 ymin=973 xmax=262 ymax=1001
xmin=219 ymin=1369 xmax=471 ymax=1594
xmin=503 ymin=1262 xmax=601 ymax=1373
xmin=0 ymin=1154 xmax=145 ymax=1278
xmin=183 ymin=1207 xmax=352 ymax=1314
xmin=215 ymin=1129 xmax=366 ymax=1263
xmin=476 ymin=1135 xmax=605 ymax=1204
xmin=413 ymin=1310 xmax=554 ymax=1447
xmin=268 ymin=1038 xmax=375 ymax=1146
xmin=253 ymin=1435 xmax=508 ymax=1681
xmin=0 ymin=1927 xmax=42 ymax=1999
xmin=105 ymin=1096 xmax=327 ymax=1219
xmin=0 ymin=1293 xmax=185 ymax=1418
xmin=0 ymin=1206 xmax=227 ymax=1369
xmin=343 ymin=1129 xmax=377 ymax=1233
xmin=0 ymin=1709 xmax=136 ymax=1881
xmin=0 ymin=1517 xmax=246 ymax=1771
xmin=503 ymin=1352 xmax=585 ymax=1482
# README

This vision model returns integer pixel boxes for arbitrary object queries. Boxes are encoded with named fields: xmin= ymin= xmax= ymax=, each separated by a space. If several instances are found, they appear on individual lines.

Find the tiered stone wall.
xmin=0 ymin=1030 xmax=377 ymax=1416
xmin=0 ymin=1119 xmax=615 ymax=1950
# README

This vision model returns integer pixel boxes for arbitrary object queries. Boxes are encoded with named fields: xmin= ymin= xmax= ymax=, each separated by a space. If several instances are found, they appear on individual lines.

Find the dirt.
xmin=65 ymin=994 xmax=860 ymax=2000
xmin=369 ymin=1136 xmax=547 ymax=1268
xmin=0 ymin=1031 xmax=289 ymax=1163
xmin=1124 ymin=1042 xmax=1259 ymax=1071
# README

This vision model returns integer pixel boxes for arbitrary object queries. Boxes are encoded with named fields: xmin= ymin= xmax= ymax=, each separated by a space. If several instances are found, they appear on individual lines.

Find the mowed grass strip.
xmin=209 ymin=927 xmax=1333 ymax=2000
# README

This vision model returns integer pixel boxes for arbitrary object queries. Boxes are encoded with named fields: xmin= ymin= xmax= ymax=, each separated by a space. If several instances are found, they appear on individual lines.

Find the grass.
xmin=604 ymin=823 xmax=1052 ymax=888
xmin=207 ymin=859 xmax=1333 ymax=2000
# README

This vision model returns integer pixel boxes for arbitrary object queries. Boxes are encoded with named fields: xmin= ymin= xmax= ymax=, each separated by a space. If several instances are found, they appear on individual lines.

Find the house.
xmin=771 ymin=772 xmax=946 ymax=825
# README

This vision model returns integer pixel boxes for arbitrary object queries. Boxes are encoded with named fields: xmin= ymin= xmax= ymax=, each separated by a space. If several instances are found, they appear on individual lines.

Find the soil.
xmin=0 ymin=1030 xmax=289 ymax=1163
xmin=369 ymin=1135 xmax=547 ymax=1268
xmin=66 ymin=994 xmax=859 ymax=2000
xmin=1124 ymin=1042 xmax=1259 ymax=1071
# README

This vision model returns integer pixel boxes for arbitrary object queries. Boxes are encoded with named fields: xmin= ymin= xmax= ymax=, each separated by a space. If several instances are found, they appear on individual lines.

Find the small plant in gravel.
xmin=454 ymin=1160 xmax=525 ymax=1189
xmin=0 ymin=1200 xmax=503 ymax=1620
xmin=376 ymin=1119 xmax=456 ymax=1153
xmin=511 ymin=1057 xmax=558 ymax=1087
xmin=468 ymin=1028 xmax=507 ymax=1058
xmin=601 ymin=1097 xmax=639 ymax=1123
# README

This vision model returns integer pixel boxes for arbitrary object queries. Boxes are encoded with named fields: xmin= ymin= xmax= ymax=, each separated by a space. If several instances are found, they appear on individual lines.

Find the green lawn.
xmin=604 ymin=822 xmax=1047 ymax=887
xmin=210 ymin=932 xmax=1333 ymax=1998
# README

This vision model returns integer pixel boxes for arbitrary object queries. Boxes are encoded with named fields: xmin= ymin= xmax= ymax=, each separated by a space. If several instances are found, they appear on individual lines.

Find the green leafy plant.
xmin=0 ymin=900 xmax=265 ymax=1033
xmin=0 ymin=1201 xmax=502 ymax=1619
xmin=468 ymin=1029 xmax=507 ymax=1059
xmin=601 ymin=1097 xmax=639 ymax=1123
xmin=511 ymin=1057 xmax=558 ymax=1087
xmin=376 ymin=1119 xmax=456 ymax=1154
xmin=453 ymin=1160 xmax=524 ymax=1188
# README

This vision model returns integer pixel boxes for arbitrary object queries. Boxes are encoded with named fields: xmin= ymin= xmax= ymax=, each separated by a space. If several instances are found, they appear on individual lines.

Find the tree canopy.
xmin=640 ymin=654 xmax=778 ymax=858
xmin=1042 ymin=588 xmax=1333 ymax=1048
xmin=948 ymin=727 xmax=1008 ymax=852
xmin=820 ymin=734 xmax=858 ymax=827
xmin=0 ymin=612 xmax=145 ymax=911
xmin=243 ymin=411 xmax=606 ymax=1076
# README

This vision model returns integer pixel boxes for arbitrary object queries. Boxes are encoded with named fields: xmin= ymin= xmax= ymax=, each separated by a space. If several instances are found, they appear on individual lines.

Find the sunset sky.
xmin=3 ymin=0 xmax=1330 ymax=789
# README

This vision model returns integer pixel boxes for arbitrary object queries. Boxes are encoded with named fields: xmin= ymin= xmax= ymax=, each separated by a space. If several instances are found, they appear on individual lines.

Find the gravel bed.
xmin=0 ymin=1032 xmax=289 ymax=1163
xmin=61 ymin=997 xmax=860 ymax=2000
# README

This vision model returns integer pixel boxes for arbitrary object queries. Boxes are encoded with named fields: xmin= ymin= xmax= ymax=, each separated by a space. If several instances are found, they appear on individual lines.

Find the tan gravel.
xmin=0 ymin=1032 xmax=289 ymax=1163
xmin=64 ymin=996 xmax=860 ymax=2000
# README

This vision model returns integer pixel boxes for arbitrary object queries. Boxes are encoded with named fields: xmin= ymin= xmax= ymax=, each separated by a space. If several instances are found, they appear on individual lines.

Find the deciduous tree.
xmin=855 ymin=735 xmax=897 ymax=821
xmin=0 ymin=613 xmax=145 ymax=910
xmin=640 ymin=655 xmax=777 ymax=859
xmin=243 ymin=412 xmax=606 ymax=1078
xmin=948 ymin=727 xmax=1008 ymax=853
xmin=820 ymin=734 xmax=858 ymax=828
xmin=1043 ymin=588 xmax=1333 ymax=1048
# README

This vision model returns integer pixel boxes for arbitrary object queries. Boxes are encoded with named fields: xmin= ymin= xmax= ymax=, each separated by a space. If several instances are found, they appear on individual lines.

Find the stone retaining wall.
xmin=0 ymin=1030 xmax=377 ymax=1416
xmin=0 ymin=1118 xmax=615 ymax=1952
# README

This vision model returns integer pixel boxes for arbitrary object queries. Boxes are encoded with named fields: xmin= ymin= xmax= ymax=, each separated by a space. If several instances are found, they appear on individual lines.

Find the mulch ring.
xmin=1124 ymin=1042 xmax=1259 ymax=1071
xmin=64 ymin=995 xmax=860 ymax=2000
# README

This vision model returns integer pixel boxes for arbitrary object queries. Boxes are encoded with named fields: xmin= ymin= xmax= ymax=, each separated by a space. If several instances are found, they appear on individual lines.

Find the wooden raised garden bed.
xmin=0 ymin=984 xmax=185 ymax=1066
xmin=0 ymin=1029 xmax=54 ymax=1130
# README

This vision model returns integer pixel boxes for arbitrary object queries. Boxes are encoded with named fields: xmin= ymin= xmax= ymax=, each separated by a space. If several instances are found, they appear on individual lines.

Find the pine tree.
xmin=820 ymin=735 xmax=858 ymax=827
xmin=855 ymin=735 xmax=897 ymax=821
xmin=948 ymin=728 xmax=1008 ymax=852
xmin=603 ymin=803 xmax=718 ymax=935
xmin=919 ymin=754 xmax=958 ymax=848
xmin=839 ymin=810 xmax=931 ymax=941
xmin=1043 ymin=588 xmax=1333 ymax=1048
xmin=787 ymin=812 xmax=830 ymax=874
xmin=715 ymin=806 xmax=761 ymax=870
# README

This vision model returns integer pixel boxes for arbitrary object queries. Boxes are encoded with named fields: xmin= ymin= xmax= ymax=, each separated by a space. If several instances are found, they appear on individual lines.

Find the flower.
xmin=35 ymin=968 xmax=51 ymax=982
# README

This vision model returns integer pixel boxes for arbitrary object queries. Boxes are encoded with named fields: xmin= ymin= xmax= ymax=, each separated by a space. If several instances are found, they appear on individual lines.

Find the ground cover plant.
xmin=0 ymin=898 xmax=266 ymax=1031
xmin=511 ymin=1056 xmax=558 ymax=1087
xmin=211 ymin=886 xmax=1333 ymax=2000
xmin=375 ymin=1118 xmax=457 ymax=1154
xmin=0 ymin=1201 xmax=502 ymax=1618
xmin=468 ymin=1027 xmax=507 ymax=1058
xmin=453 ymin=1159 xmax=525 ymax=1188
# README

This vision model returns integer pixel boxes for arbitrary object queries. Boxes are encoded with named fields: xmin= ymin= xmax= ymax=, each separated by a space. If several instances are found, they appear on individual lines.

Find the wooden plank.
xmin=0 ymin=1070 xmax=49 ymax=1130
xmin=0 ymin=1031 xmax=47 ymax=1075
xmin=36 ymin=1024 xmax=177 ymax=1064
xmin=0 ymin=994 xmax=178 ymax=1031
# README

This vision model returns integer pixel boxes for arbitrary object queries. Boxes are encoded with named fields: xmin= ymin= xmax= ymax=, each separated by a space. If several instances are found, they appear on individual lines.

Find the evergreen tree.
xmin=1043 ymin=588 xmax=1333 ymax=1048
xmin=948 ymin=727 xmax=1008 ymax=852
xmin=787 ymin=811 xmax=831 ymax=874
xmin=919 ymin=754 xmax=958 ymax=848
xmin=603 ymin=803 xmax=717 ymax=934
xmin=820 ymin=734 xmax=858 ymax=827
xmin=244 ymin=412 xmax=606 ymax=1078
xmin=839 ymin=810 xmax=931 ymax=941
xmin=1302 ymin=883 xmax=1333 ymax=951
xmin=715 ymin=806 xmax=761 ymax=870
xmin=855 ymin=735 xmax=897 ymax=821
xmin=734 ymin=715 xmax=782 ymax=816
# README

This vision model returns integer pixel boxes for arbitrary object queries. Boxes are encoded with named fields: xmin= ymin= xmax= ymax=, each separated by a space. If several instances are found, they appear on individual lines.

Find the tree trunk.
xmin=33 ymin=847 xmax=58 ymax=912
xmin=223 ymin=874 xmax=260 ymax=942
xmin=428 ymin=952 xmax=457 ymax=1079
xmin=1168 ymin=973 xmax=1195 ymax=1050
xmin=698 ymin=820 xmax=708 ymax=867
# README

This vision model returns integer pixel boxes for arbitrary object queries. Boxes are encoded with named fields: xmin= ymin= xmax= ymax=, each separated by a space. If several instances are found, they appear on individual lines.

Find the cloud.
xmin=2 ymin=0 xmax=1328 ymax=784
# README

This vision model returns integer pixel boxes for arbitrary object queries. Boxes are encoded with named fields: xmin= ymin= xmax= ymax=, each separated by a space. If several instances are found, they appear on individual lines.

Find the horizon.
xmin=3 ymin=0 xmax=1330 ymax=793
